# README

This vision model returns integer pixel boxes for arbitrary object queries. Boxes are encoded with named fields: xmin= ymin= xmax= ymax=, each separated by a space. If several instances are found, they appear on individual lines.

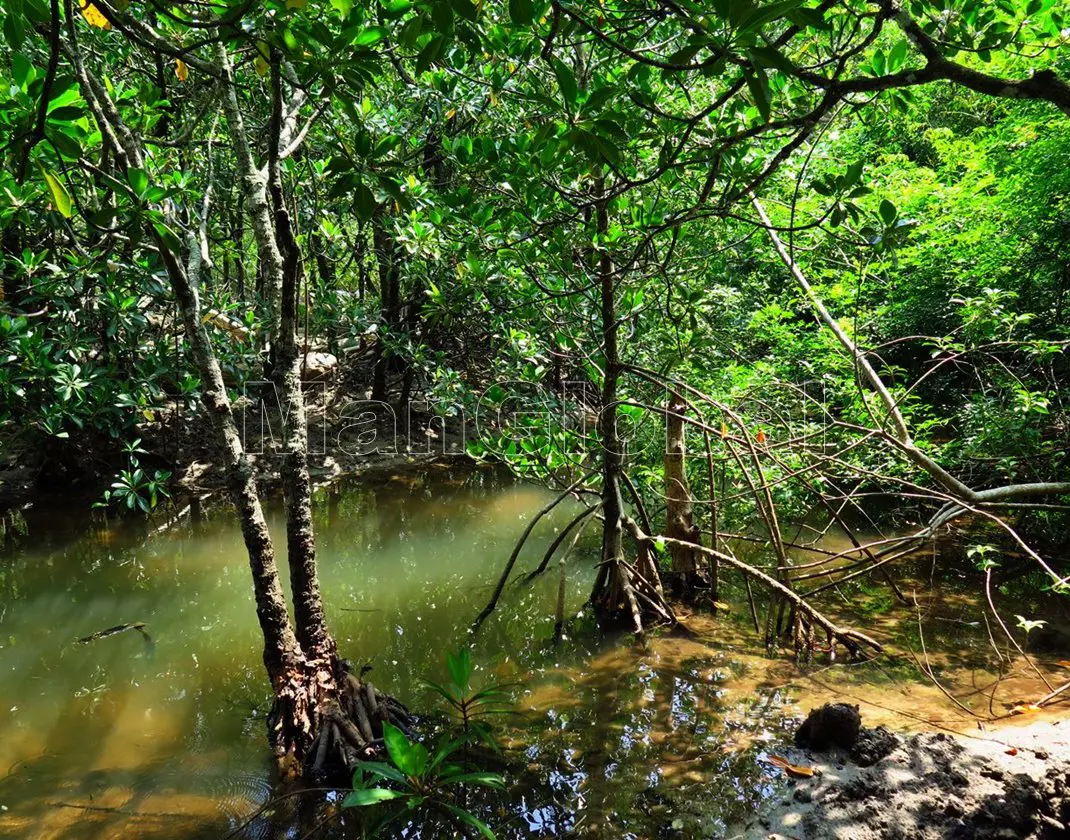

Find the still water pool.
xmin=0 ymin=463 xmax=1060 ymax=839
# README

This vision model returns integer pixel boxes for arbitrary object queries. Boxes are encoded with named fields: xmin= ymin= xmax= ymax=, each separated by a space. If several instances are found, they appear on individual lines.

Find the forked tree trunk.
xmin=213 ymin=45 xmax=412 ymax=776
xmin=64 ymin=8 xmax=302 ymax=687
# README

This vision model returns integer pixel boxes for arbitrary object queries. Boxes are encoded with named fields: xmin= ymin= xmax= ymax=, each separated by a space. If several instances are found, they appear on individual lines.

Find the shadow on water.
xmin=1 ymin=462 xmax=1066 ymax=839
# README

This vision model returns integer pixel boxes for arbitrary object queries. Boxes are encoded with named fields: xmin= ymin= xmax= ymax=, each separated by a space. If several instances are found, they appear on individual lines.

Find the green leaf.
xmin=449 ymin=0 xmax=478 ymax=21
xmin=416 ymin=35 xmax=446 ymax=73
xmin=445 ymin=648 xmax=471 ymax=690
xmin=4 ymin=0 xmax=27 ymax=50
xmin=879 ymin=198 xmax=897 ymax=225
xmin=353 ymin=26 xmax=388 ymax=47
xmin=843 ymin=161 xmax=863 ymax=187
xmin=744 ymin=67 xmax=770 ymax=122
xmin=748 ymin=45 xmax=796 ymax=74
xmin=382 ymin=722 xmax=428 ymax=777
xmin=438 ymin=771 xmax=506 ymax=789
xmin=736 ymin=0 xmax=804 ymax=33
xmin=127 ymin=168 xmax=149 ymax=198
xmin=508 ymin=0 xmax=534 ymax=25
xmin=42 ymin=170 xmax=73 ymax=218
xmin=428 ymin=736 xmax=466 ymax=770
xmin=888 ymin=39 xmax=908 ymax=71
xmin=871 ymin=49 xmax=886 ymax=76
xmin=50 ymin=130 xmax=83 ymax=160
xmin=356 ymin=760 xmax=408 ymax=784
xmin=423 ymin=678 xmax=461 ymax=707
xmin=440 ymin=802 xmax=497 ymax=839
xmin=12 ymin=53 xmax=34 ymax=90
xmin=341 ymin=788 xmax=407 ymax=808
xmin=552 ymin=58 xmax=578 ymax=106
xmin=47 ymin=106 xmax=83 ymax=122
xmin=354 ymin=182 xmax=377 ymax=221
xmin=153 ymin=220 xmax=184 ymax=255
xmin=784 ymin=6 xmax=829 ymax=30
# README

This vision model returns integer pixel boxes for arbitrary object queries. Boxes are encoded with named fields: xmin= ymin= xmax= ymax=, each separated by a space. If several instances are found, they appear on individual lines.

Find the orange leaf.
xmin=756 ymin=428 xmax=766 ymax=444
xmin=1005 ymin=748 xmax=1019 ymax=756
xmin=175 ymin=59 xmax=189 ymax=81
xmin=1009 ymin=704 xmax=1041 ymax=715
xmin=767 ymin=755 xmax=815 ymax=778
xmin=1056 ymin=661 xmax=1070 ymax=669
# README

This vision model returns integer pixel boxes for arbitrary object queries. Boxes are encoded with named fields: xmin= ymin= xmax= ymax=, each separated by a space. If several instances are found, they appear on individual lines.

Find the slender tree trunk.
xmin=589 ymin=185 xmax=641 ymax=631
xmin=665 ymin=393 xmax=701 ymax=596
xmin=175 ymin=237 xmax=303 ymax=684
xmin=371 ymin=213 xmax=400 ymax=403
xmin=64 ymin=10 xmax=411 ymax=782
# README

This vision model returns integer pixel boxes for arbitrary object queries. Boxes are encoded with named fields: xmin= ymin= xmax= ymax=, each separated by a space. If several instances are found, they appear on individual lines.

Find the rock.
xmin=302 ymin=352 xmax=339 ymax=381
xmin=795 ymin=703 xmax=862 ymax=751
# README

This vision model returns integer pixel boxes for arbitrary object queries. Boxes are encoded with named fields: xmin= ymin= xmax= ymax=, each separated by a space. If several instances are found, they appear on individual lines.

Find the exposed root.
xmin=269 ymin=658 xmax=414 ymax=782
xmin=590 ymin=517 xmax=677 ymax=634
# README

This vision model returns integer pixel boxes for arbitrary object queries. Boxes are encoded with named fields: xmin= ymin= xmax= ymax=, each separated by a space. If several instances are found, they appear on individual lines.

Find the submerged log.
xmin=77 ymin=622 xmax=154 ymax=656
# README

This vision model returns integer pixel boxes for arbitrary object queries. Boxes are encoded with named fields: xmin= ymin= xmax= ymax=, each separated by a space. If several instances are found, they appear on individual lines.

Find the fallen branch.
xmin=625 ymin=524 xmax=883 ymax=657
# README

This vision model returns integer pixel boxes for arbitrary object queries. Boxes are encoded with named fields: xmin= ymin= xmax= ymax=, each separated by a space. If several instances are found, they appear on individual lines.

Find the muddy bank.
xmin=750 ymin=717 xmax=1070 ymax=839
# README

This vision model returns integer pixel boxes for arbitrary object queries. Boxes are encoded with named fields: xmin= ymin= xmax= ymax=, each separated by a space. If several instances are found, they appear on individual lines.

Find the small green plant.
xmin=95 ymin=439 xmax=171 ymax=514
xmin=1015 ymin=615 xmax=1047 ymax=639
xmin=423 ymin=648 xmax=514 ymax=751
xmin=343 ymin=721 xmax=504 ymax=839
xmin=966 ymin=544 xmax=1000 ymax=572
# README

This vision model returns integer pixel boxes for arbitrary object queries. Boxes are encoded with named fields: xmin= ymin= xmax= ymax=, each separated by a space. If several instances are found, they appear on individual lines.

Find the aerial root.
xmin=274 ymin=662 xmax=415 ymax=782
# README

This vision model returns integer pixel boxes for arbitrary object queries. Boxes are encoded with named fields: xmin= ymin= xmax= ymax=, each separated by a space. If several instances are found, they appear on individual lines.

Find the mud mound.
xmin=755 ymin=720 xmax=1070 ymax=839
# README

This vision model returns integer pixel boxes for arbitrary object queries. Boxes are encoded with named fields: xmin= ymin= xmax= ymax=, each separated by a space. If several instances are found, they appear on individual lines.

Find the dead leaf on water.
xmin=767 ymin=755 xmax=815 ymax=778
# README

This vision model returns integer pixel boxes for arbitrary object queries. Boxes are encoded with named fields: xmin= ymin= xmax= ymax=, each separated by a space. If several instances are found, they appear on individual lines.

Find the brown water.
xmin=0 ymin=464 xmax=1064 ymax=839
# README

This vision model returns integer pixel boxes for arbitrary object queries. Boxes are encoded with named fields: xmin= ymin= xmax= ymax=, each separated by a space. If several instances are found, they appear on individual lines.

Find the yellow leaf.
xmin=720 ymin=422 xmax=728 ymax=439
xmin=767 ymin=755 xmax=815 ymax=778
xmin=43 ymin=170 xmax=74 ymax=218
xmin=445 ymin=108 xmax=456 ymax=120
xmin=175 ymin=59 xmax=189 ymax=81
xmin=254 ymin=40 xmax=271 ymax=76
xmin=80 ymin=1 xmax=111 ymax=29
xmin=142 ymin=409 xmax=156 ymax=422
xmin=1009 ymin=704 xmax=1041 ymax=715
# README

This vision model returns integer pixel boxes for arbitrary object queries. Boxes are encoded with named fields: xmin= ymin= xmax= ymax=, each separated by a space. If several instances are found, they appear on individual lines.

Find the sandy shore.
xmin=743 ymin=716 xmax=1070 ymax=839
